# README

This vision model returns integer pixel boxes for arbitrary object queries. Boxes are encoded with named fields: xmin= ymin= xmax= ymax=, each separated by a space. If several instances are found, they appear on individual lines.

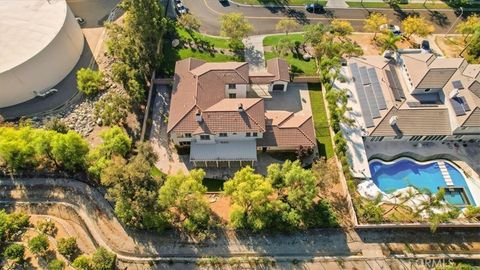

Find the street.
xmin=184 ymin=0 xmax=470 ymax=35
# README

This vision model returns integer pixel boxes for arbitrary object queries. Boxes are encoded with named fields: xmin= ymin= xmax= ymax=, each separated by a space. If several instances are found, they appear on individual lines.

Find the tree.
xmin=331 ymin=19 xmax=354 ymax=39
xmin=57 ymin=237 xmax=79 ymax=260
xmin=274 ymin=38 xmax=293 ymax=56
xmin=378 ymin=31 xmax=403 ymax=52
xmin=51 ymin=131 xmax=89 ymax=172
xmin=28 ymin=234 xmax=49 ymax=257
xmin=91 ymin=247 xmax=116 ymax=270
xmin=76 ymin=68 xmax=105 ymax=97
xmin=48 ymin=259 xmax=66 ymax=270
xmin=276 ymin=19 xmax=300 ymax=35
xmin=465 ymin=26 xmax=480 ymax=63
xmin=0 ymin=210 xmax=30 ymax=242
xmin=94 ymin=92 xmax=131 ymax=126
xmin=220 ymin=13 xmax=253 ymax=49
xmin=402 ymin=15 xmax=435 ymax=39
xmin=158 ymin=170 xmax=213 ymax=237
xmin=101 ymin=154 xmax=164 ymax=230
xmin=3 ymin=243 xmax=25 ymax=264
xmin=72 ymin=255 xmax=92 ymax=270
xmin=178 ymin=13 xmax=201 ymax=35
xmin=224 ymin=167 xmax=277 ymax=231
xmin=363 ymin=12 xmax=389 ymax=40
xmin=0 ymin=126 xmax=37 ymax=171
xmin=456 ymin=14 xmax=480 ymax=41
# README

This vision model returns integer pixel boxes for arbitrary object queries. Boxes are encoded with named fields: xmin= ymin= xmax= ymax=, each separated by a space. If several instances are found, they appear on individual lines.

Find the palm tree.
xmin=378 ymin=31 xmax=402 ymax=53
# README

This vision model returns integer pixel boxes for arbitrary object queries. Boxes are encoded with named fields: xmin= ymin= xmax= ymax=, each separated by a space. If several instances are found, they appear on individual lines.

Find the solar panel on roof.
xmin=367 ymin=68 xmax=387 ymax=110
xmin=385 ymin=70 xmax=402 ymax=101
xmin=364 ymin=85 xmax=381 ymax=118
xmin=359 ymin=67 xmax=370 ymax=85
xmin=452 ymin=80 xmax=464 ymax=90
xmin=350 ymin=63 xmax=374 ymax=128
xmin=450 ymin=98 xmax=466 ymax=116
xmin=389 ymin=66 xmax=405 ymax=98
xmin=459 ymin=96 xmax=471 ymax=111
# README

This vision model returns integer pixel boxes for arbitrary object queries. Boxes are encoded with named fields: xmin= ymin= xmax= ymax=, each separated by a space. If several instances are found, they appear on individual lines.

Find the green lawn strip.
xmin=263 ymin=33 xmax=305 ymax=47
xmin=177 ymin=28 xmax=230 ymax=49
xmin=308 ymin=83 xmax=334 ymax=159
xmin=233 ymin=0 xmax=326 ymax=5
xmin=265 ymin=51 xmax=317 ymax=76
xmin=179 ymin=48 xmax=237 ymax=62
xmin=346 ymin=1 xmax=450 ymax=9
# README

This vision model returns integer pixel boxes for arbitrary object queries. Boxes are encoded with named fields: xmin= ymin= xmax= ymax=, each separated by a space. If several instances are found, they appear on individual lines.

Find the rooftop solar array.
xmin=350 ymin=63 xmax=389 ymax=128
xmin=406 ymin=101 xmax=439 ymax=107
xmin=452 ymin=80 xmax=464 ymax=90
xmin=385 ymin=66 xmax=405 ymax=101
xmin=450 ymin=96 xmax=471 ymax=116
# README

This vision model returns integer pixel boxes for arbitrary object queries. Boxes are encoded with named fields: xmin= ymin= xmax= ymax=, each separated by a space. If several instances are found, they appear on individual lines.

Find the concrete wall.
xmin=0 ymin=5 xmax=84 ymax=108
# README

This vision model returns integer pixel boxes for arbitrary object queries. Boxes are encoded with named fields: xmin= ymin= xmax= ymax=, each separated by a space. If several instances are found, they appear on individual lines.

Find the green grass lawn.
xmin=265 ymin=51 xmax=317 ymax=76
xmin=263 ymin=33 xmax=305 ymax=47
xmin=308 ymin=83 xmax=334 ymax=159
xmin=346 ymin=1 xmax=450 ymax=8
xmin=234 ymin=0 xmax=326 ymax=5
xmin=177 ymin=28 xmax=230 ymax=49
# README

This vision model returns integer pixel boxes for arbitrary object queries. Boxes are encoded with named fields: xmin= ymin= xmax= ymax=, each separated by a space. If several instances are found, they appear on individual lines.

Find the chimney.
xmin=389 ymin=116 xmax=398 ymax=126
xmin=195 ymin=110 xmax=203 ymax=122
xmin=238 ymin=103 xmax=244 ymax=112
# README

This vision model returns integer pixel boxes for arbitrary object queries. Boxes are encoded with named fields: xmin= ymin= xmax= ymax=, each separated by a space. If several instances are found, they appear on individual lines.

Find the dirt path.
xmin=2 ymin=178 xmax=480 ymax=266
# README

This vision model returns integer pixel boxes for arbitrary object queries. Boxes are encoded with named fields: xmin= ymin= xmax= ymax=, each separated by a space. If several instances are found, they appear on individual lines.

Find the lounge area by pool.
xmin=369 ymin=158 xmax=477 ymax=207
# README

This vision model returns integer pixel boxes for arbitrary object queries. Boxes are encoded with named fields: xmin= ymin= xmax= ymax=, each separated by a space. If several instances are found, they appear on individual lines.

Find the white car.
xmin=380 ymin=24 xmax=401 ymax=35
xmin=176 ymin=3 xmax=188 ymax=15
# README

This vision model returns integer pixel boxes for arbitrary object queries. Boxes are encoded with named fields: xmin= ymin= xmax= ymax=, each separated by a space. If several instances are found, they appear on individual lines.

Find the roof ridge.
xmin=167 ymin=105 xmax=198 ymax=133
xmin=461 ymin=106 xmax=480 ymax=127
xmin=369 ymin=106 xmax=397 ymax=136
xmin=293 ymin=117 xmax=316 ymax=146
xmin=243 ymin=100 xmax=266 ymax=132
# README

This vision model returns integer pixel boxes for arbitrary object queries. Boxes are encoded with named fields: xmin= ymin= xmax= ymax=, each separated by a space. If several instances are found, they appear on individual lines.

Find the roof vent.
xmin=238 ymin=103 xmax=244 ymax=112
xmin=383 ymin=50 xmax=394 ymax=59
xmin=389 ymin=116 xmax=398 ymax=126
xmin=195 ymin=110 xmax=203 ymax=122
xmin=449 ymin=88 xmax=459 ymax=99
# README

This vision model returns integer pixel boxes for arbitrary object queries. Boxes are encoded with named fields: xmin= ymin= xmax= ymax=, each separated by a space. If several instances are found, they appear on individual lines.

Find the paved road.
xmin=184 ymin=0 xmax=471 ymax=35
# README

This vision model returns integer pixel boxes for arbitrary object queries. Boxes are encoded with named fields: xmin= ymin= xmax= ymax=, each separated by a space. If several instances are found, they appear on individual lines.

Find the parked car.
xmin=305 ymin=3 xmax=324 ymax=13
xmin=421 ymin=40 xmax=431 ymax=53
xmin=219 ymin=0 xmax=229 ymax=3
xmin=379 ymin=24 xmax=401 ymax=35
xmin=75 ymin=17 xmax=85 ymax=26
xmin=176 ymin=3 xmax=188 ymax=15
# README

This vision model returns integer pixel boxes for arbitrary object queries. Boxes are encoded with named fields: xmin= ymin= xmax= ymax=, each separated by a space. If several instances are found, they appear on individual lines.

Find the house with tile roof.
xmin=167 ymin=58 xmax=316 ymax=168
xmin=344 ymin=52 xmax=480 ymax=144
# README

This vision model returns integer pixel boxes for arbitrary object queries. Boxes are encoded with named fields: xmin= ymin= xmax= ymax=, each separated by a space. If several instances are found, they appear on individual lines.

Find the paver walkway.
xmin=243 ymin=35 xmax=267 ymax=72
xmin=327 ymin=0 xmax=349 ymax=8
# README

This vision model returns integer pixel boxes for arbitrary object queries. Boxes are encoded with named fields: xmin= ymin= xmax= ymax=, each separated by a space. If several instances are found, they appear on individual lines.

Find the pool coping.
xmin=368 ymin=156 xmax=480 ymax=207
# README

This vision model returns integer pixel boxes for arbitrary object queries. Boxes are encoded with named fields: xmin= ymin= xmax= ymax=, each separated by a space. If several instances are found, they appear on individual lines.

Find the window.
xmin=370 ymin=136 xmax=384 ymax=142
xmin=185 ymin=133 xmax=192 ymax=138
xmin=200 ymin=135 xmax=210 ymax=140
xmin=409 ymin=136 xmax=423 ymax=141
xmin=228 ymin=84 xmax=236 ymax=89
xmin=219 ymin=133 xmax=227 ymax=137
xmin=246 ymin=132 xmax=251 ymax=137
xmin=229 ymin=93 xmax=236 ymax=98
xmin=454 ymin=135 xmax=464 ymax=139
xmin=179 ymin=141 xmax=191 ymax=146
xmin=252 ymin=132 xmax=258 ymax=137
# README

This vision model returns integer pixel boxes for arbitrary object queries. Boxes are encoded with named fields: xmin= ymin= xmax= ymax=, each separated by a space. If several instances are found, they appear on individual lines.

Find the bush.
xmin=91 ymin=247 xmax=116 ymax=270
xmin=72 ymin=255 xmax=92 ymax=270
xmin=3 ymin=243 xmax=25 ymax=263
xmin=76 ymin=68 xmax=105 ymax=97
xmin=28 ymin=234 xmax=49 ymax=257
xmin=36 ymin=219 xmax=57 ymax=236
xmin=48 ymin=259 xmax=65 ymax=270
xmin=0 ymin=211 xmax=30 ymax=241
xmin=57 ymin=237 xmax=79 ymax=260
xmin=44 ymin=118 xmax=69 ymax=134
xmin=94 ymin=92 xmax=131 ymax=126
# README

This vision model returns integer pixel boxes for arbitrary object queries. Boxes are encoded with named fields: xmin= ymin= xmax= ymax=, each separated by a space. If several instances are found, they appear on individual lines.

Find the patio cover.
xmin=190 ymin=140 xmax=257 ymax=162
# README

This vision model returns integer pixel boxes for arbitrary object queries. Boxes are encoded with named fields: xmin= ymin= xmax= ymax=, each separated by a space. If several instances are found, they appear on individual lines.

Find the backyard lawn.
xmin=308 ymin=83 xmax=334 ymax=159
xmin=263 ymin=33 xmax=305 ymax=47
xmin=177 ymin=28 xmax=230 ymax=49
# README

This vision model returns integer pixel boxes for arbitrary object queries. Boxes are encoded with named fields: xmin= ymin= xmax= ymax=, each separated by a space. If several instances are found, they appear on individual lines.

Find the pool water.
xmin=369 ymin=159 xmax=476 ymax=206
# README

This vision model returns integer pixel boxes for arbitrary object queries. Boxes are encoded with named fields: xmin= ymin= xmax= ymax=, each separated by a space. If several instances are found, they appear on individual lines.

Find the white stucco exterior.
xmin=0 ymin=0 xmax=84 ymax=108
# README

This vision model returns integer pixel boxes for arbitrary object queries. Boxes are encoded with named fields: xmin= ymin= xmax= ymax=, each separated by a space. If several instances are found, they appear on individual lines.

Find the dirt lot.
xmin=435 ymin=36 xmax=464 ymax=58
xmin=350 ymin=33 xmax=413 ymax=56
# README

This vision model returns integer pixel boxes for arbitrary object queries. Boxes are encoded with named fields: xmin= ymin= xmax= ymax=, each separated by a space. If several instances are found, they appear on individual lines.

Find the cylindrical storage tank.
xmin=0 ymin=0 xmax=84 ymax=108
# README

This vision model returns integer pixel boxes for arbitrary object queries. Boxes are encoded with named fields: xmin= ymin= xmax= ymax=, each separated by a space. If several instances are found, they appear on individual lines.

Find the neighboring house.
xmin=345 ymin=52 xmax=480 ymax=143
xmin=167 ymin=58 xmax=316 ymax=168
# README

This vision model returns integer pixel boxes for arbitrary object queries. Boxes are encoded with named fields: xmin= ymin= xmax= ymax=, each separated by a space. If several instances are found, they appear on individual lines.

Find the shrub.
xmin=36 ymin=219 xmax=57 ymax=236
xmin=76 ymin=68 xmax=105 ymax=97
xmin=91 ymin=247 xmax=116 ymax=270
xmin=3 ymin=243 xmax=25 ymax=263
xmin=57 ymin=237 xmax=79 ymax=260
xmin=48 ymin=259 xmax=65 ymax=270
xmin=72 ymin=255 xmax=92 ymax=270
xmin=28 ymin=234 xmax=49 ymax=257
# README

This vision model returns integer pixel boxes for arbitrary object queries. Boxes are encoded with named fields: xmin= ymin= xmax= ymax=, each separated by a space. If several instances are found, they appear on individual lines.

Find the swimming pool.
xmin=369 ymin=158 xmax=476 ymax=206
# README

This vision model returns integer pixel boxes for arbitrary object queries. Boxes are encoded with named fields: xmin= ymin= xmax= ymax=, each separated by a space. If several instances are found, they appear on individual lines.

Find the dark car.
xmin=305 ymin=3 xmax=324 ymax=13
xmin=421 ymin=40 xmax=431 ymax=52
